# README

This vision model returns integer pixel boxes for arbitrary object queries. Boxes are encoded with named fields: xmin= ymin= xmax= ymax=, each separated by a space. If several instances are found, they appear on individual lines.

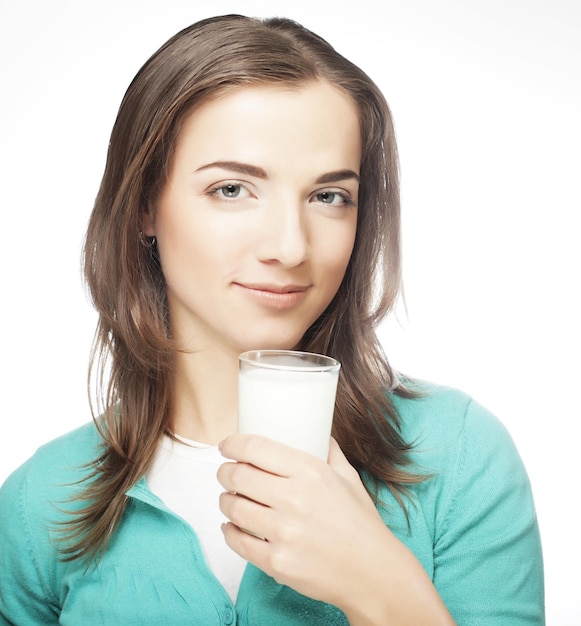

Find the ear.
xmin=141 ymin=206 xmax=156 ymax=237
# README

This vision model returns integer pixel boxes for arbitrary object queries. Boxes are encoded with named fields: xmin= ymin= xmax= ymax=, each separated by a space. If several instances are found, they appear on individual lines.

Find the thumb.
xmin=327 ymin=437 xmax=359 ymax=481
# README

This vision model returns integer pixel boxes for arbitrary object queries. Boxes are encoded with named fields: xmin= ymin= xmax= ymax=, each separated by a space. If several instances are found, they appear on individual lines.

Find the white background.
xmin=0 ymin=0 xmax=579 ymax=623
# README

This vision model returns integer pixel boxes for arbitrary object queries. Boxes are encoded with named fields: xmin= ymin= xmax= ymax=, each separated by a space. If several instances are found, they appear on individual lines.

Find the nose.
xmin=256 ymin=197 xmax=310 ymax=267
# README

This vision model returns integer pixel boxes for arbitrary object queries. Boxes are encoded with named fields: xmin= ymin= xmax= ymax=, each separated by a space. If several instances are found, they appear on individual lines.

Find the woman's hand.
xmin=217 ymin=434 xmax=455 ymax=625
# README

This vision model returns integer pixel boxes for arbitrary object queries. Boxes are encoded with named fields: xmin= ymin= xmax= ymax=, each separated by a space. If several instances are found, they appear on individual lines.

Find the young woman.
xmin=0 ymin=15 xmax=544 ymax=625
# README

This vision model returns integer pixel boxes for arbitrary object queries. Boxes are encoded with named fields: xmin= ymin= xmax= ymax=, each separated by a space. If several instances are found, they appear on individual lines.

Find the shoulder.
xmin=392 ymin=379 xmax=492 ymax=434
xmin=391 ymin=380 xmax=518 ymax=472
xmin=388 ymin=380 xmax=535 ymax=530
xmin=390 ymin=379 xmax=538 ymax=538
xmin=0 ymin=422 xmax=105 ymax=614
xmin=0 ymin=421 xmax=104 ymax=522
xmin=389 ymin=381 xmax=544 ymax=621
xmin=4 ymin=421 xmax=104 ymax=480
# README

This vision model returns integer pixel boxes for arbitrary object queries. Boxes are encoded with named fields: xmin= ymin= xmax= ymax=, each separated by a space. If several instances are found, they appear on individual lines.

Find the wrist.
xmin=337 ymin=525 xmax=455 ymax=626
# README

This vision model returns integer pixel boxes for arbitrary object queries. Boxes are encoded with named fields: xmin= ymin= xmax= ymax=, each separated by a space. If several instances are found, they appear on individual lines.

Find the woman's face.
xmin=146 ymin=80 xmax=360 ymax=355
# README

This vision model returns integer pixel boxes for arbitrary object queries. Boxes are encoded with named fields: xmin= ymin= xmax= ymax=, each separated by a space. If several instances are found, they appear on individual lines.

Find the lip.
xmin=234 ymin=282 xmax=310 ymax=309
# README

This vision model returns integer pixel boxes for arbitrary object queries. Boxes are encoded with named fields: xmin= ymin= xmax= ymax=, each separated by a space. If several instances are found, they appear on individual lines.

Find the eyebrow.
xmin=194 ymin=160 xmax=360 ymax=184
xmin=315 ymin=169 xmax=360 ymax=184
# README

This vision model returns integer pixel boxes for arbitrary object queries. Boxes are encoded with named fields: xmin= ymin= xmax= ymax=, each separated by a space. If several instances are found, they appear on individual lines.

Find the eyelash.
xmin=314 ymin=190 xmax=356 ymax=208
xmin=205 ymin=181 xmax=251 ymax=200
xmin=205 ymin=182 xmax=356 ymax=208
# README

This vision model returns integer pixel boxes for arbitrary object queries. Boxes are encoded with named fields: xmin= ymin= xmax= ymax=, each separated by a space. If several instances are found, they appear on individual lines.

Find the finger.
xmin=219 ymin=433 xmax=322 ymax=477
xmin=219 ymin=491 xmax=274 ymax=540
xmin=217 ymin=460 xmax=283 ymax=505
xmin=221 ymin=521 xmax=273 ymax=567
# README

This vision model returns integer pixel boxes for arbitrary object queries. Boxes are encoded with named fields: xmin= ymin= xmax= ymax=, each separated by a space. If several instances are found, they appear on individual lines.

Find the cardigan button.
xmin=223 ymin=606 xmax=235 ymax=624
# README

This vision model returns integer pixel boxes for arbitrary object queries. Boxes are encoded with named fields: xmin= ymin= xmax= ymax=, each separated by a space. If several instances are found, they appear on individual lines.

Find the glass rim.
xmin=239 ymin=349 xmax=340 ymax=372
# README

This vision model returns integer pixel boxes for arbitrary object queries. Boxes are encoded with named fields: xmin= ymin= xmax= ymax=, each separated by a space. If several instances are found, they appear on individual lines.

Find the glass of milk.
xmin=238 ymin=350 xmax=341 ymax=461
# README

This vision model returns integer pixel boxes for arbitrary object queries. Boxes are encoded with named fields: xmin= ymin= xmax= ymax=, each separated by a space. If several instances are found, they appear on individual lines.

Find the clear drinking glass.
xmin=238 ymin=350 xmax=341 ymax=460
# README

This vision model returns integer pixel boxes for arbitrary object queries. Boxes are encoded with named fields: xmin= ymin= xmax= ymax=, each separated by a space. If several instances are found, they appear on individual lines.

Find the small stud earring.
xmin=139 ymin=231 xmax=157 ymax=247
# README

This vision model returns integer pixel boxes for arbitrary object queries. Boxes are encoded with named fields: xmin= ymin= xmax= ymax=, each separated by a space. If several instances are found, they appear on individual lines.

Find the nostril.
xmin=255 ymin=214 xmax=310 ymax=267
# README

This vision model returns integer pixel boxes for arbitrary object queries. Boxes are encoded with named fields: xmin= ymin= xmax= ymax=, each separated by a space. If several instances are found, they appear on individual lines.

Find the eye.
xmin=313 ymin=190 xmax=355 ymax=207
xmin=217 ymin=184 xmax=243 ymax=199
xmin=317 ymin=191 xmax=338 ymax=204
xmin=205 ymin=180 xmax=253 ymax=202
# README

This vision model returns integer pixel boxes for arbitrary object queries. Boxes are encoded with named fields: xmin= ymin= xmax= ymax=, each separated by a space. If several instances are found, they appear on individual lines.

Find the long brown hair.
xmin=62 ymin=14 xmax=423 ymax=562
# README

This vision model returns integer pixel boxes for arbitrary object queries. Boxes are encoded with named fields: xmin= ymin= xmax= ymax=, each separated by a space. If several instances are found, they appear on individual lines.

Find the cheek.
xmin=331 ymin=222 xmax=357 ymax=268
xmin=158 ymin=216 xmax=253 ymax=294
xmin=156 ymin=221 xmax=209 ymax=289
xmin=317 ymin=229 xmax=356 ymax=291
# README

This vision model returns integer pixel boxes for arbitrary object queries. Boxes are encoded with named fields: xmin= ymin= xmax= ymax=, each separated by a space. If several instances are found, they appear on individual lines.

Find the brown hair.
xmin=63 ymin=14 xmax=423 ymax=562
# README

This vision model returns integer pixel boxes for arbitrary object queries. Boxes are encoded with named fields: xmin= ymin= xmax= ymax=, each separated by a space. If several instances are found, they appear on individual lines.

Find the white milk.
xmin=238 ymin=367 xmax=339 ymax=460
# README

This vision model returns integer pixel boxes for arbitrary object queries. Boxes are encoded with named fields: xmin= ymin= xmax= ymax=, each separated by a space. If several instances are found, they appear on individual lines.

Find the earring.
xmin=139 ymin=231 xmax=157 ymax=247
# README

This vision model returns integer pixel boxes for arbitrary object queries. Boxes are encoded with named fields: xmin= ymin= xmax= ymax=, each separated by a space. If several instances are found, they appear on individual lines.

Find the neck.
xmin=170 ymin=345 xmax=240 ymax=445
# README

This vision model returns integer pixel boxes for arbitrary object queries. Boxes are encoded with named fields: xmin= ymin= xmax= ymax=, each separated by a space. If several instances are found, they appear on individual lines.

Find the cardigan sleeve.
xmin=0 ymin=463 xmax=60 ymax=625
xmin=433 ymin=398 xmax=545 ymax=625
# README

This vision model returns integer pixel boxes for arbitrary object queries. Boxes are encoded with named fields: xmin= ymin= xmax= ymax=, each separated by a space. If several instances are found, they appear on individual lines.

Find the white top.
xmin=145 ymin=434 xmax=247 ymax=602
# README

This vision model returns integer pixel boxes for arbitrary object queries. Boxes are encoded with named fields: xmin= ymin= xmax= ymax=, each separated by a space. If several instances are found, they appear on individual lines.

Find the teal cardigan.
xmin=0 ymin=384 xmax=544 ymax=624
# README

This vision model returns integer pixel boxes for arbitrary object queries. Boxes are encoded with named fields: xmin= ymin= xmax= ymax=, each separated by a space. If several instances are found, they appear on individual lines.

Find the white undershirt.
xmin=145 ymin=434 xmax=247 ymax=602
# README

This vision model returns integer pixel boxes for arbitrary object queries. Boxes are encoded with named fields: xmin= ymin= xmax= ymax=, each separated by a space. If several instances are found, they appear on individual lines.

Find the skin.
xmin=147 ymin=80 xmax=455 ymax=624
xmin=218 ymin=436 xmax=455 ymax=625
xmin=144 ymin=81 xmax=359 ymax=444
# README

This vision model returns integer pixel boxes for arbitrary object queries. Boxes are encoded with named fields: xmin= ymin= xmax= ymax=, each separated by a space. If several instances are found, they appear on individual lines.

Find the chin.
xmin=235 ymin=335 xmax=304 ymax=354
xmin=227 ymin=319 xmax=317 ymax=354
